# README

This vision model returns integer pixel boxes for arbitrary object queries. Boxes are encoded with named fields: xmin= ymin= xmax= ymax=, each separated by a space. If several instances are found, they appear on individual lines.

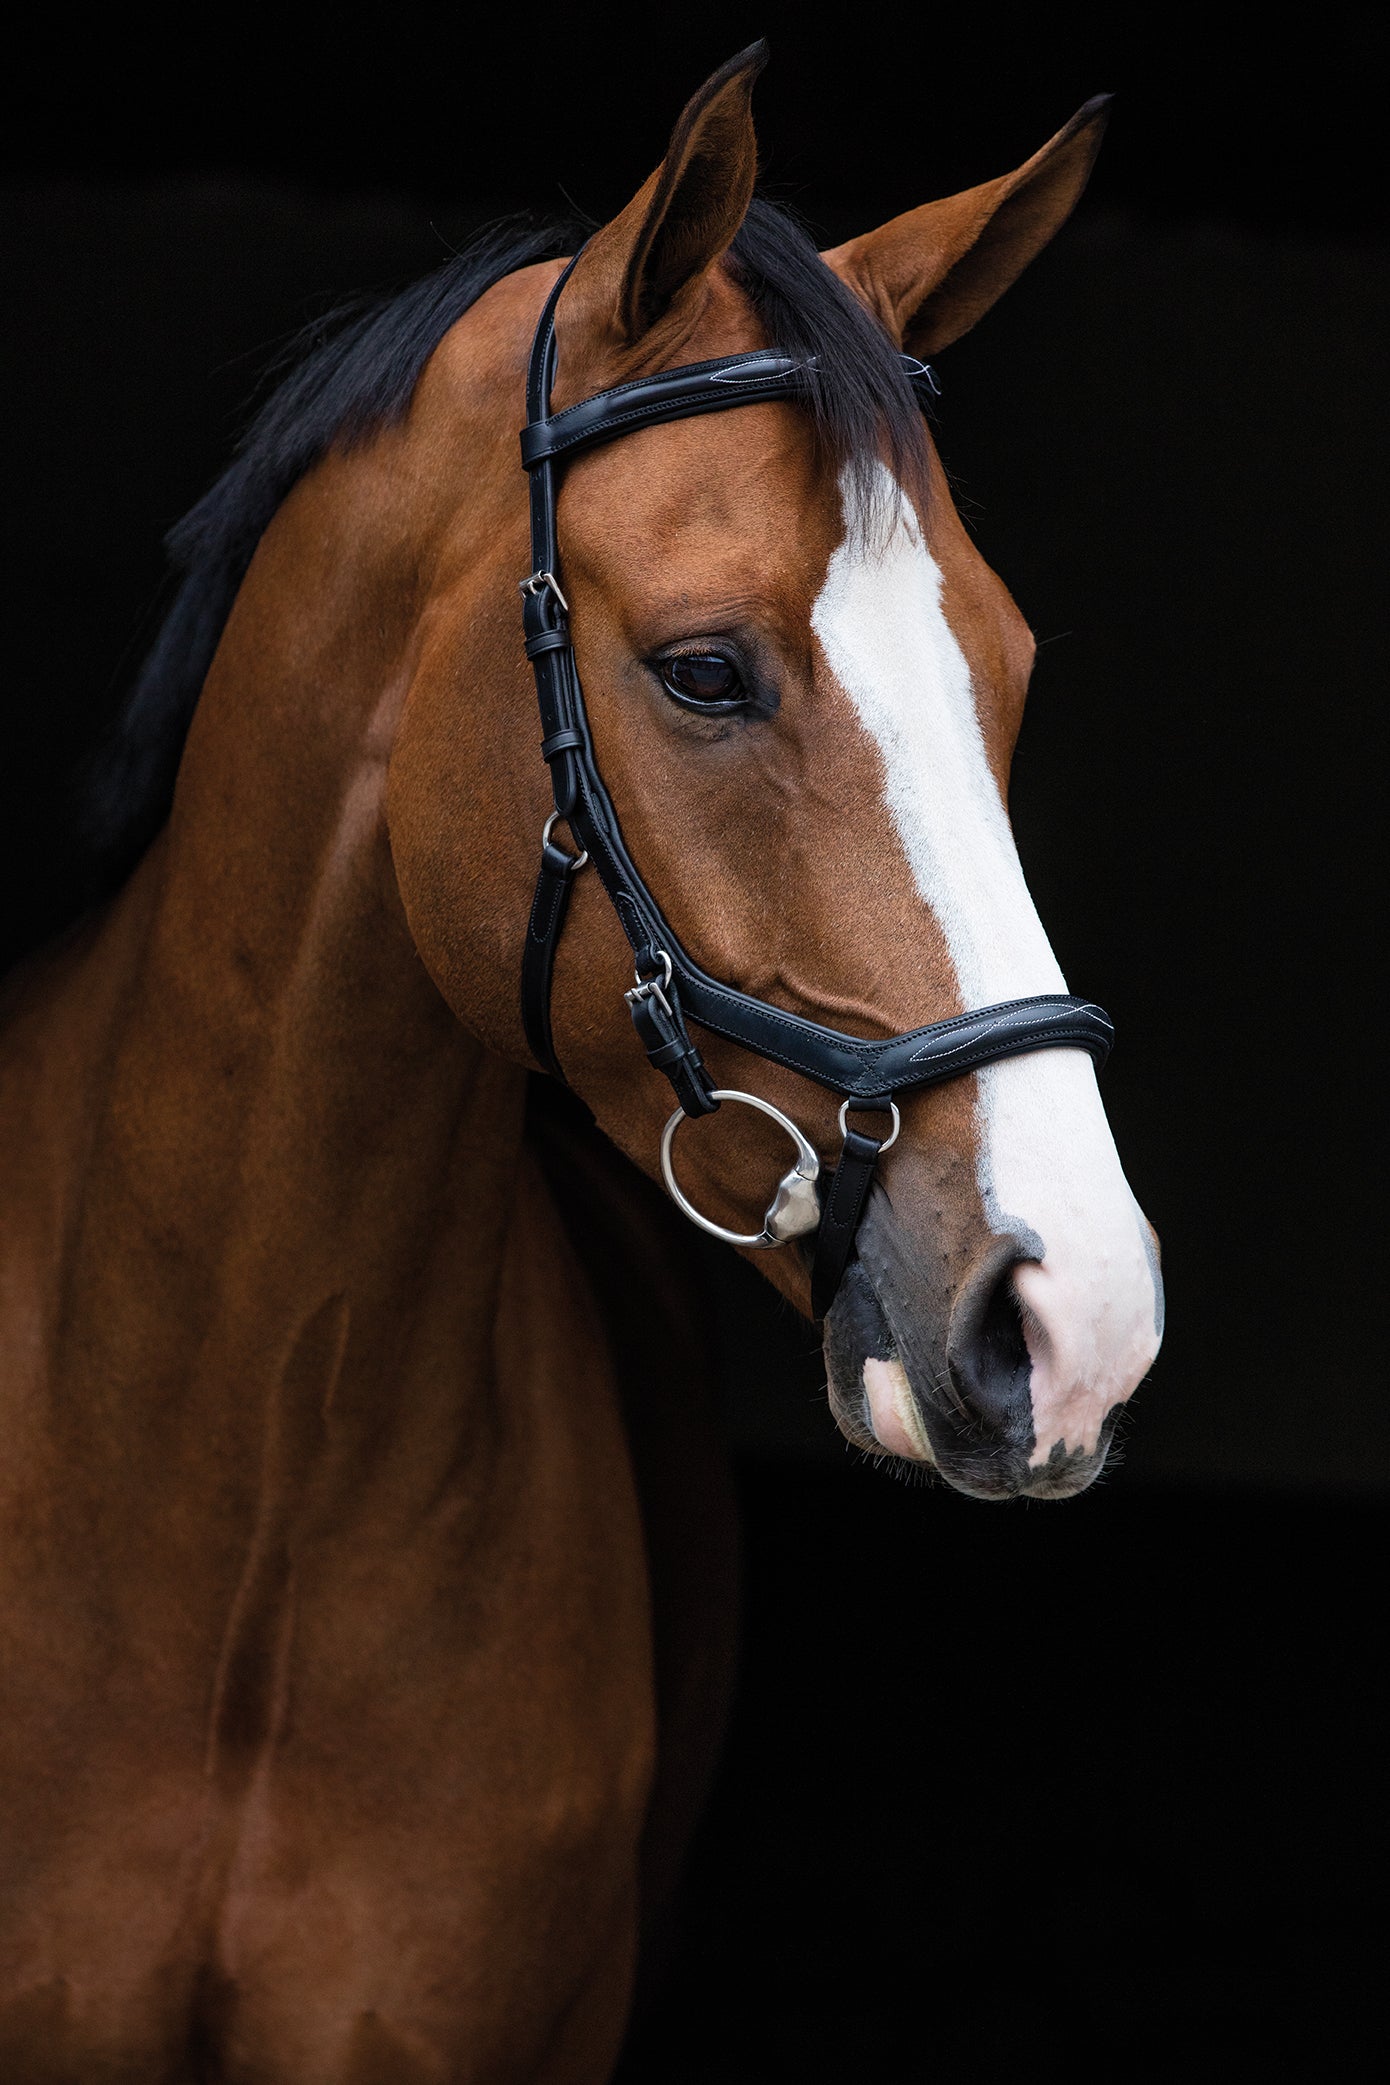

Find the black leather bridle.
xmin=518 ymin=258 xmax=1113 ymax=1318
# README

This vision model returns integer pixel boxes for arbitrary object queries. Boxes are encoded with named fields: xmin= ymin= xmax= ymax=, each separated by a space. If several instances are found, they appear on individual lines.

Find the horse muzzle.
xmin=822 ymin=1208 xmax=1128 ymax=1502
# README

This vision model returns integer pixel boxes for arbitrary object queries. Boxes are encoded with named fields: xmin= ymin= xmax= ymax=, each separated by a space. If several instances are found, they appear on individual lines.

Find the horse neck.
xmin=5 ymin=418 xmax=529 ymax=1476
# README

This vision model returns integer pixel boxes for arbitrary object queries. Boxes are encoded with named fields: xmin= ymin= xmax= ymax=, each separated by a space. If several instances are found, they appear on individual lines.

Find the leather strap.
xmin=666 ymin=979 xmax=1112 ymax=1100
xmin=520 ymin=827 xmax=586 ymax=1080
xmin=521 ymin=349 xmax=940 ymax=471
xmin=810 ymin=1107 xmax=894 ymax=1323
xmin=625 ymin=974 xmax=719 ymax=1118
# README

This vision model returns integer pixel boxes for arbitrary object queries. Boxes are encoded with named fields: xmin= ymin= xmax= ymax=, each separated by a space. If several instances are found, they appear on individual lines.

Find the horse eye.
xmin=660 ymin=653 xmax=746 ymax=708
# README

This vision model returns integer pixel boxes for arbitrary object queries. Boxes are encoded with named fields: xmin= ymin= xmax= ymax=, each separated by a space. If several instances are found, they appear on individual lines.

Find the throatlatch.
xmin=517 ymin=257 xmax=1113 ymax=1317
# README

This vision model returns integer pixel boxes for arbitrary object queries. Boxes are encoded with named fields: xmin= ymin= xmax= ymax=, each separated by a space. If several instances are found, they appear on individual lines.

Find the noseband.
xmin=518 ymin=259 xmax=1112 ymax=1319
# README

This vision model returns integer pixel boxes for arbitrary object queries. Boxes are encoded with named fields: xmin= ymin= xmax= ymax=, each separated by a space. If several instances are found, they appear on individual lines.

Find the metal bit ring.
xmin=660 ymin=1090 xmax=822 ymax=1250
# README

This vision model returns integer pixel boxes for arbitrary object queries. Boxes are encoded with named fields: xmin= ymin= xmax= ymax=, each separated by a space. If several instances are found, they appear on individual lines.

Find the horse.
xmin=0 ymin=44 xmax=1162 ymax=2083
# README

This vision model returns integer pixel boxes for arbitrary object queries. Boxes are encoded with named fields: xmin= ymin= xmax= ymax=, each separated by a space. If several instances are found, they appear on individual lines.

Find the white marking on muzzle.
xmin=811 ymin=467 xmax=1161 ymax=1463
xmin=862 ymin=1357 xmax=936 ymax=1464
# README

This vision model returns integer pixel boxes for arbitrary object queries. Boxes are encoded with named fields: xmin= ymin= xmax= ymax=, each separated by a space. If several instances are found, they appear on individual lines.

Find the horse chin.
xmin=821 ymin=1259 xmax=1117 ymax=1503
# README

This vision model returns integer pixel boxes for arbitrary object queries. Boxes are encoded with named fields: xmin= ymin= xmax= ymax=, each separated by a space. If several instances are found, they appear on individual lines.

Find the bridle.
xmin=518 ymin=258 xmax=1113 ymax=1318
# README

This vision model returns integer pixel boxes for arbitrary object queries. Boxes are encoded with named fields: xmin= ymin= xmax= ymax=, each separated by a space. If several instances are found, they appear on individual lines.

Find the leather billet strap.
xmin=519 ymin=819 xmax=586 ymax=1080
xmin=625 ymin=962 xmax=719 ymax=1120
xmin=518 ymin=256 xmax=1114 ymax=1312
xmin=809 ymin=1104 xmax=897 ymax=1323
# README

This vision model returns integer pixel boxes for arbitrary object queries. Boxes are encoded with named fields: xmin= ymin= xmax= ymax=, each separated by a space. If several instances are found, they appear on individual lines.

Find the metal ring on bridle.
xmin=837 ymin=1098 xmax=901 ymax=1152
xmin=636 ymin=947 xmax=673 ymax=994
xmin=541 ymin=810 xmax=588 ymax=872
xmin=660 ymin=1090 xmax=822 ymax=1250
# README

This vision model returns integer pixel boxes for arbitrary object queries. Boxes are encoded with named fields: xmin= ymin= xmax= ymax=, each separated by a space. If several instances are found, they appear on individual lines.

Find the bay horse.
xmin=0 ymin=46 xmax=1162 ymax=2084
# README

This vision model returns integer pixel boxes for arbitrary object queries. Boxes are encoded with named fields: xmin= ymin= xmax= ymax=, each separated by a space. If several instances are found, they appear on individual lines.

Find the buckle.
xmin=624 ymin=949 xmax=674 ymax=1019
xmin=519 ymin=569 xmax=570 ymax=613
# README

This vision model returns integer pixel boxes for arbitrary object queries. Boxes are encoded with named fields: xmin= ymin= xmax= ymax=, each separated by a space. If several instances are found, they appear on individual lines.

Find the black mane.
xmin=9 ymin=200 xmax=923 ymax=976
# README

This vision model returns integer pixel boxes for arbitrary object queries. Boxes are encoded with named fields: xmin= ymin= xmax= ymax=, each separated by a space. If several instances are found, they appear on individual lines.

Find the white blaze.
xmin=810 ymin=469 xmax=1161 ymax=1463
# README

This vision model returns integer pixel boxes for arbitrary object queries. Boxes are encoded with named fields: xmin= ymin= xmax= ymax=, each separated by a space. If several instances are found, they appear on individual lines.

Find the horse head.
xmin=387 ymin=47 xmax=1163 ymax=1500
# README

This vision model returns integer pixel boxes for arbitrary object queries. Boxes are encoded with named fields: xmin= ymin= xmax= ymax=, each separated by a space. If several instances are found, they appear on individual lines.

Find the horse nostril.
xmin=945 ymin=1241 xmax=1035 ymax=1447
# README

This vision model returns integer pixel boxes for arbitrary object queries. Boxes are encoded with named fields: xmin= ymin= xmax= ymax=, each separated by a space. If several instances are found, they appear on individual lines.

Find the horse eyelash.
xmin=648 ymin=644 xmax=780 ymax=720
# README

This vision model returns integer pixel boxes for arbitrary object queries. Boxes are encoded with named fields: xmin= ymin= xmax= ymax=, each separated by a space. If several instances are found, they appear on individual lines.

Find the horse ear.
xmin=557 ymin=43 xmax=764 ymax=365
xmin=821 ymin=98 xmax=1111 ymax=358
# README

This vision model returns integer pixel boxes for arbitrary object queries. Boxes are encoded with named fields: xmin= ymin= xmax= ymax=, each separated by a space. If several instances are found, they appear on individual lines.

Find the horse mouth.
xmin=822 ymin=1257 xmax=1117 ymax=1502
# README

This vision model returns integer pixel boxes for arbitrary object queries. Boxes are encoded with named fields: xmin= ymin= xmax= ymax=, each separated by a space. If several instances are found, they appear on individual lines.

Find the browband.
xmin=520 ymin=347 xmax=942 ymax=470
xmin=517 ymin=257 xmax=1112 ymax=1316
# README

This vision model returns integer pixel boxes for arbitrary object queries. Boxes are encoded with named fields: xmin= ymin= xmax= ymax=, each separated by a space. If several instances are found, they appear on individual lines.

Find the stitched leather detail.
xmin=521 ymin=351 xmax=939 ymax=469
xmin=520 ymin=838 xmax=585 ymax=1078
xmin=521 ymin=353 xmax=808 ymax=468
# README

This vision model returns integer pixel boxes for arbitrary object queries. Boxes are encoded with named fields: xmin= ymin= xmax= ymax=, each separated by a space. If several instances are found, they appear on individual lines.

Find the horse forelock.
xmin=727 ymin=202 xmax=929 ymax=532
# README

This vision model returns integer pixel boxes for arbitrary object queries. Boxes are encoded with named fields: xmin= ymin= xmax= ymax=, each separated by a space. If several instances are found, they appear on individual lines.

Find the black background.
xmin=4 ymin=2 xmax=1386 ymax=2074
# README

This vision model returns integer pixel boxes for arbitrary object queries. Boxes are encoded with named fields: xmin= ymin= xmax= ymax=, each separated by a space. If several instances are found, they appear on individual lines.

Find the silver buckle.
xmin=519 ymin=569 xmax=570 ymax=613
xmin=624 ymin=948 xmax=674 ymax=1020
xmin=660 ymin=1090 xmax=822 ymax=1250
